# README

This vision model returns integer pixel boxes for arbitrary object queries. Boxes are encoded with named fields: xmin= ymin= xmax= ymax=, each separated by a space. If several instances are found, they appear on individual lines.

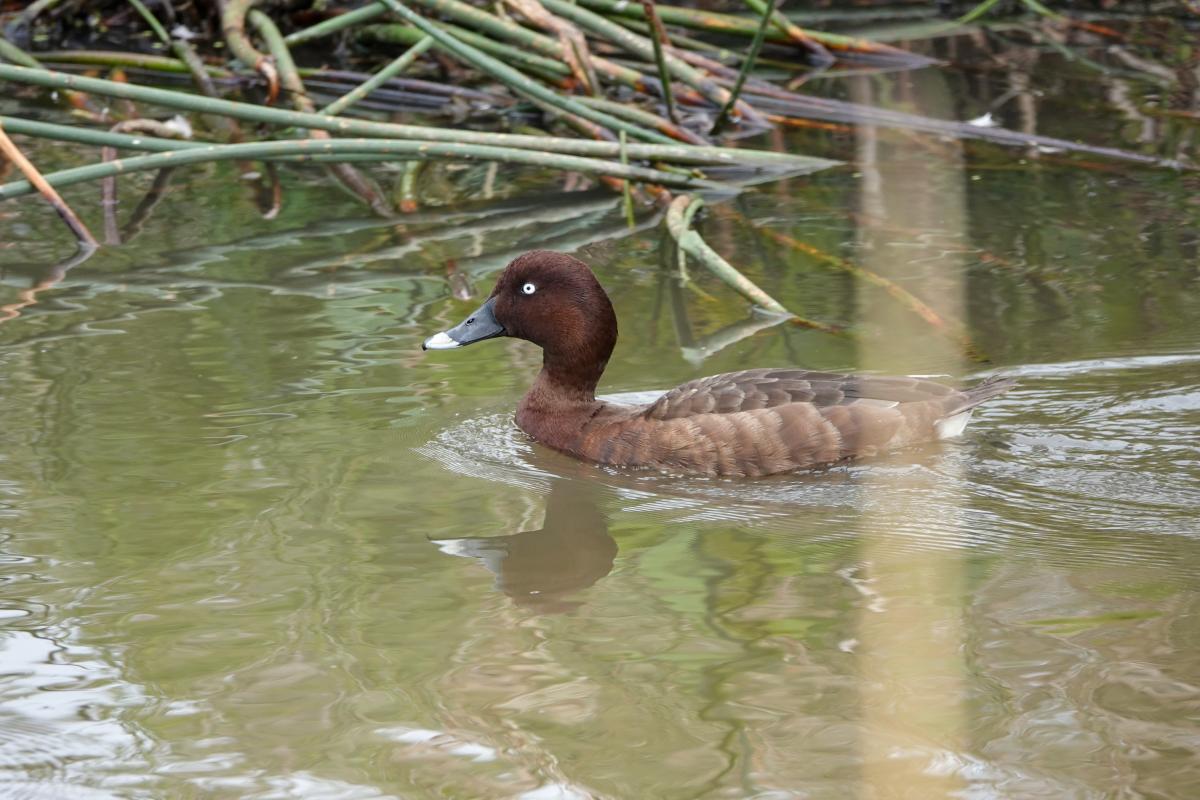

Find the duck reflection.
xmin=431 ymin=478 xmax=616 ymax=613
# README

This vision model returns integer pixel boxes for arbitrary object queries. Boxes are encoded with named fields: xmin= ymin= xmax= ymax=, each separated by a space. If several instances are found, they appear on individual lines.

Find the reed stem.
xmin=640 ymin=1 xmax=678 ymax=125
xmin=711 ymin=0 xmax=776 ymax=135
xmin=0 ymin=138 xmax=724 ymax=201
xmin=321 ymin=36 xmax=434 ymax=116
xmin=666 ymin=195 xmax=789 ymax=314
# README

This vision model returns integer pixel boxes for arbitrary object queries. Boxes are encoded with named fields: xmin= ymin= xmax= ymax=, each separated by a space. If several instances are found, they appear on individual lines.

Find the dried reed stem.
xmin=0 ymin=120 xmax=98 ymax=246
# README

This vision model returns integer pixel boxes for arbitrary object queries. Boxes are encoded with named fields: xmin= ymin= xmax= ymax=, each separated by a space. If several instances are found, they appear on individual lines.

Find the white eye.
xmin=521 ymin=283 xmax=536 ymax=295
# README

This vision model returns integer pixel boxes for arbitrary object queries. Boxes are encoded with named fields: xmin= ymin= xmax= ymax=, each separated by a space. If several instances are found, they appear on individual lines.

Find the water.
xmin=2 ymin=25 xmax=1200 ymax=800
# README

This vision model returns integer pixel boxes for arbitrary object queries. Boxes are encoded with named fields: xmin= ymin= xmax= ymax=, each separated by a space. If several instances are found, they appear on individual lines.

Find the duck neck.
xmin=526 ymin=350 xmax=606 ymax=408
xmin=515 ymin=344 xmax=612 ymax=451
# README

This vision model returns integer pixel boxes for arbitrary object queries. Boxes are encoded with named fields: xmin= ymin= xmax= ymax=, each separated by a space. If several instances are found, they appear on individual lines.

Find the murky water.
xmin=2 ymin=25 xmax=1200 ymax=800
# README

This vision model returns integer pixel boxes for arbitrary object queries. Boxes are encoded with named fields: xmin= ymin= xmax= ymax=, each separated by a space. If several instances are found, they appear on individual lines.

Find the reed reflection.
xmin=852 ymin=70 xmax=970 ymax=798
xmin=431 ymin=477 xmax=616 ymax=613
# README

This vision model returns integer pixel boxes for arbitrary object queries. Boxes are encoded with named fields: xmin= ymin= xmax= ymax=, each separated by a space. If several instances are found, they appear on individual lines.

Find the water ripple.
xmin=419 ymin=356 xmax=1200 ymax=573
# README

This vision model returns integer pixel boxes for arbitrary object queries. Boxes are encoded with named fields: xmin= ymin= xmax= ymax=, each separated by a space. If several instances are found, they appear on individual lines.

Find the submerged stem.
xmin=665 ymin=195 xmax=789 ymax=315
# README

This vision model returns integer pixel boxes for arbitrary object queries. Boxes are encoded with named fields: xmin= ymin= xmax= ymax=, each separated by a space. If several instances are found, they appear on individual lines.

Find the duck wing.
xmin=643 ymin=368 xmax=976 ymax=419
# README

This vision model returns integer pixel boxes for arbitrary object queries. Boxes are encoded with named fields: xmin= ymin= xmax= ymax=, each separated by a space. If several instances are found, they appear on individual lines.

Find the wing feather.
xmin=644 ymin=368 xmax=958 ymax=421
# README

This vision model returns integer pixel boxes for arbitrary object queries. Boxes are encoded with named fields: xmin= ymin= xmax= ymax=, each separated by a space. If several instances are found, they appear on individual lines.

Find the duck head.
xmin=422 ymin=251 xmax=618 ymax=396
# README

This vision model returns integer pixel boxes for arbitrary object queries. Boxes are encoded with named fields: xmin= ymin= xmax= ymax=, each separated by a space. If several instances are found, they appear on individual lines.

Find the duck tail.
xmin=958 ymin=375 xmax=1018 ymax=411
xmin=933 ymin=376 xmax=1016 ymax=440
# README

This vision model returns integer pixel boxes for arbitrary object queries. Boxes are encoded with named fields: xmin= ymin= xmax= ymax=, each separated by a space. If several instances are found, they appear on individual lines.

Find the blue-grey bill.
xmin=421 ymin=297 xmax=505 ymax=351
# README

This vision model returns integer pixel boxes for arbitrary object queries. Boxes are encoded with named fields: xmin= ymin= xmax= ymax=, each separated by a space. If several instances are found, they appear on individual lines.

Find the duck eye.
xmin=521 ymin=283 xmax=536 ymax=295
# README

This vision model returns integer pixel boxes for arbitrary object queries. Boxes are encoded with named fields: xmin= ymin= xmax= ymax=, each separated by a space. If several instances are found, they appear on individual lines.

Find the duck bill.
xmin=422 ymin=297 xmax=506 ymax=350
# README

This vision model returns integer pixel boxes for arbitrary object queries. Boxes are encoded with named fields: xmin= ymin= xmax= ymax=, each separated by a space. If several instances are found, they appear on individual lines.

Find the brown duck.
xmin=423 ymin=251 xmax=1014 ymax=478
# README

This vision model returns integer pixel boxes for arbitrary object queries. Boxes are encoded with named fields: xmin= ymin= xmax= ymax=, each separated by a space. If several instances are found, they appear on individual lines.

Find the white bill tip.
xmin=423 ymin=331 xmax=460 ymax=350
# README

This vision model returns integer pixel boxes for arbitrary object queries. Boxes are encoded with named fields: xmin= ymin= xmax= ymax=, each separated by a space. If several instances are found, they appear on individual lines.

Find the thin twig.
xmin=100 ymin=118 xmax=190 ymax=244
xmin=711 ymin=0 xmax=776 ymax=135
xmin=0 ymin=119 xmax=98 ymax=246
xmin=619 ymin=130 xmax=635 ymax=228
xmin=640 ymin=1 xmax=678 ymax=124
xmin=742 ymin=0 xmax=832 ymax=65
xmin=120 ymin=166 xmax=176 ymax=242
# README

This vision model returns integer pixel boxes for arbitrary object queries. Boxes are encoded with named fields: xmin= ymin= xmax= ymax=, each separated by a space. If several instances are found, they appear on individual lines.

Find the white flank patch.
xmin=935 ymin=409 xmax=974 ymax=440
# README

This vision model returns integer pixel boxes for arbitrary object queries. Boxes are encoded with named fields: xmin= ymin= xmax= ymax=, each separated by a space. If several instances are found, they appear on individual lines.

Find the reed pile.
xmin=1 ymin=1 xmax=1193 ymax=339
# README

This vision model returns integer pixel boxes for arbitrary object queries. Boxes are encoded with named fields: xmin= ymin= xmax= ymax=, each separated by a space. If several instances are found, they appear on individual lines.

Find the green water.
xmin=2 ymin=32 xmax=1200 ymax=800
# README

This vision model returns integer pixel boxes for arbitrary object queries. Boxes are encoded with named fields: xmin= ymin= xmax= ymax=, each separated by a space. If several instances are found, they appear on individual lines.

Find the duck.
xmin=422 ymin=250 xmax=1014 ymax=478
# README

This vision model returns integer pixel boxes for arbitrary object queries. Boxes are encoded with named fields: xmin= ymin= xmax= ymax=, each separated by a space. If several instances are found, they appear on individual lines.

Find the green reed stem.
xmin=249 ymin=8 xmax=392 ymax=214
xmin=1019 ymin=0 xmax=1066 ymax=19
xmin=0 ymin=116 xmax=452 ymax=163
xmin=222 ymin=0 xmax=266 ymax=69
xmin=33 ymin=49 xmax=232 ymax=76
xmin=619 ymin=130 xmax=635 ymax=227
xmin=284 ymin=4 xmax=389 ymax=47
xmin=956 ymin=0 xmax=1004 ymax=25
xmin=640 ymin=1 xmax=678 ymax=125
xmin=125 ymin=0 xmax=170 ymax=43
xmin=0 ymin=36 xmax=43 ymax=68
xmin=321 ymin=36 xmax=434 ymax=116
xmin=575 ymin=0 xmax=930 ymax=62
xmin=0 ymin=116 xmax=206 ymax=151
xmin=359 ymin=23 xmax=570 ymax=80
xmin=711 ymin=0 xmax=776 ymax=135
xmin=576 ymin=95 xmax=706 ymax=145
xmin=0 ymin=138 xmax=722 ymax=201
xmin=742 ymin=0 xmax=829 ymax=62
